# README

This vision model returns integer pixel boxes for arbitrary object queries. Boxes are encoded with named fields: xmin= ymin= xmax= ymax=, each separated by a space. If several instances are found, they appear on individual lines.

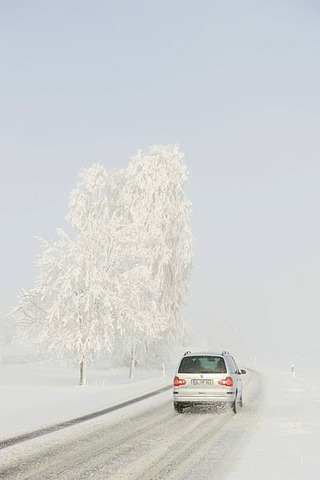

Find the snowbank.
xmin=0 ymin=361 xmax=172 ymax=441
xmin=228 ymin=354 xmax=320 ymax=480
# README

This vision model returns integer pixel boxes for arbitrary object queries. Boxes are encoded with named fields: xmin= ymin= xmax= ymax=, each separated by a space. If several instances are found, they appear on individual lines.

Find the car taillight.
xmin=218 ymin=376 xmax=233 ymax=387
xmin=173 ymin=376 xmax=186 ymax=386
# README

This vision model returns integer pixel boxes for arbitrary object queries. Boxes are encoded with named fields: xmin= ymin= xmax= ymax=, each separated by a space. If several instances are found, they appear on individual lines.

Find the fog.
xmin=1 ymin=0 xmax=320 ymax=356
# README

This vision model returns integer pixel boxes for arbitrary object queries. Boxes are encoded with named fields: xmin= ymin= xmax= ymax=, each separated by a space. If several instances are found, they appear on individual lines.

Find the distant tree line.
xmin=15 ymin=146 xmax=193 ymax=384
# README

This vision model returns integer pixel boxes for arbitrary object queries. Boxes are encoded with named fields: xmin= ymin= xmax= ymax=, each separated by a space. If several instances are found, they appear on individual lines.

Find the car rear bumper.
xmin=173 ymin=391 xmax=236 ymax=404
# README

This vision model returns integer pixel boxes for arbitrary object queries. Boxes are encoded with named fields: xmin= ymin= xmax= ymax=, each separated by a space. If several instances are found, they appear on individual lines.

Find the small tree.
xmin=16 ymin=165 xmax=119 ymax=384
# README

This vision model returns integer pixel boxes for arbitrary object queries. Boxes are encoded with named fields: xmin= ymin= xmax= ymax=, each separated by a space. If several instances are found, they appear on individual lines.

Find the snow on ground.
xmin=228 ymin=354 xmax=320 ymax=480
xmin=1 ymin=350 xmax=320 ymax=479
xmin=0 ymin=359 xmax=173 ymax=440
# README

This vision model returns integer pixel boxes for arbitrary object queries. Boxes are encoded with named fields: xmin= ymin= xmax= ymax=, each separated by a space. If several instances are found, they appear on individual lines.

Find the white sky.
xmin=1 ymin=0 xmax=320 ymax=353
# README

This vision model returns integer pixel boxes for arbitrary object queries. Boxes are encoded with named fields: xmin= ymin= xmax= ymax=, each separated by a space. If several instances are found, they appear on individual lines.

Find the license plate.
xmin=191 ymin=379 xmax=213 ymax=385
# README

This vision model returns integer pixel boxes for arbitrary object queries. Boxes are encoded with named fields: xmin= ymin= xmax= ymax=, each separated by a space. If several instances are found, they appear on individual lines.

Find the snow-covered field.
xmin=1 ymin=353 xmax=320 ymax=479
xmin=228 ymin=355 xmax=320 ymax=480
xmin=0 ymin=360 xmax=172 ymax=441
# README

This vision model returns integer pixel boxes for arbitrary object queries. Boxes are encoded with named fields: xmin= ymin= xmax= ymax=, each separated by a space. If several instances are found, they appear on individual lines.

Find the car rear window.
xmin=178 ymin=356 xmax=227 ymax=374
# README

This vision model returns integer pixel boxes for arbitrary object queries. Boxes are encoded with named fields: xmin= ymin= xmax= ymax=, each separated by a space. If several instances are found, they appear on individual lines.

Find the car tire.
xmin=239 ymin=394 xmax=243 ymax=408
xmin=232 ymin=393 xmax=239 ymax=414
xmin=174 ymin=402 xmax=184 ymax=413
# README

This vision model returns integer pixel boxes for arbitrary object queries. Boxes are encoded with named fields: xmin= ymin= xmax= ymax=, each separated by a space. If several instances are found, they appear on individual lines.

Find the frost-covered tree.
xmin=16 ymin=165 xmax=119 ymax=384
xmin=120 ymin=145 xmax=193 ymax=360
xmin=106 ymin=164 xmax=169 ymax=378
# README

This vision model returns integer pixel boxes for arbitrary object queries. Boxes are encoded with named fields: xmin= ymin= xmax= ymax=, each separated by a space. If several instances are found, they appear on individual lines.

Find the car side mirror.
xmin=240 ymin=369 xmax=246 ymax=375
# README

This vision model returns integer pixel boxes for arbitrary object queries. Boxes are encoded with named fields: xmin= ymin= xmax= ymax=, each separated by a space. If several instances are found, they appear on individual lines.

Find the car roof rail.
xmin=222 ymin=350 xmax=230 ymax=355
xmin=183 ymin=351 xmax=191 ymax=356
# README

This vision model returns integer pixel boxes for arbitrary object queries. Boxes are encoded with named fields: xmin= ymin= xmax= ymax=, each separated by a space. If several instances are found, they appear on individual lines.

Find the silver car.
xmin=173 ymin=351 xmax=246 ymax=413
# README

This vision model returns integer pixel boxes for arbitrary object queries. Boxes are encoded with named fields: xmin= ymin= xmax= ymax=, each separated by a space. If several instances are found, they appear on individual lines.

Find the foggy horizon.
xmin=1 ymin=0 xmax=320 ymax=354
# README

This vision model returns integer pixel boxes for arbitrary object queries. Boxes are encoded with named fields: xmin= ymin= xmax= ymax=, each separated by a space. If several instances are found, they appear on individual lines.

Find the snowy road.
xmin=0 ymin=370 xmax=262 ymax=480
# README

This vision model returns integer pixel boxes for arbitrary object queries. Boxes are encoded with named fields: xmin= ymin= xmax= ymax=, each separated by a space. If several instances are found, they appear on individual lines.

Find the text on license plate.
xmin=191 ymin=379 xmax=213 ymax=385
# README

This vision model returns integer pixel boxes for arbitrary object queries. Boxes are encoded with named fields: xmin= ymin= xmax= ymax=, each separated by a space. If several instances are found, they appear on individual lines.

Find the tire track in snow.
xmin=0 ymin=385 xmax=172 ymax=450
xmin=113 ymin=369 xmax=264 ymax=480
